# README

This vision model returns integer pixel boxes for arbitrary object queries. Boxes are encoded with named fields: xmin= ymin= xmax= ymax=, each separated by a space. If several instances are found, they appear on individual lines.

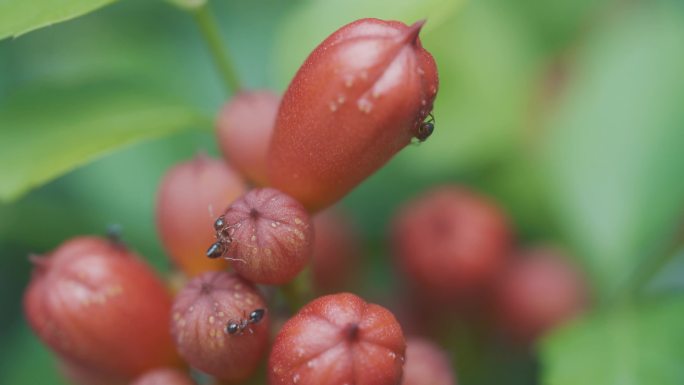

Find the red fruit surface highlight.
xmin=156 ymin=154 xmax=247 ymax=277
xmin=269 ymin=293 xmax=405 ymax=385
xmin=493 ymin=246 xmax=588 ymax=343
xmin=217 ymin=90 xmax=280 ymax=186
xmin=130 ymin=368 xmax=196 ymax=385
xmin=310 ymin=209 xmax=361 ymax=293
xmin=23 ymin=237 xmax=181 ymax=379
xmin=392 ymin=186 xmax=513 ymax=302
xmin=212 ymin=187 xmax=313 ymax=284
xmin=268 ymin=18 xmax=439 ymax=211
xmin=171 ymin=272 xmax=270 ymax=382
xmin=402 ymin=337 xmax=456 ymax=385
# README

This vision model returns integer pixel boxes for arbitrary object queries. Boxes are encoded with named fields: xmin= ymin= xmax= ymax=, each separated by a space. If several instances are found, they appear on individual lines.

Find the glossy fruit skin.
xmin=310 ymin=209 xmax=361 ymax=293
xmin=156 ymin=154 xmax=246 ymax=277
xmin=171 ymin=271 xmax=269 ymax=382
xmin=216 ymin=187 xmax=313 ymax=284
xmin=392 ymin=186 xmax=513 ymax=302
xmin=130 ymin=368 xmax=196 ymax=385
xmin=269 ymin=293 xmax=405 ymax=385
xmin=268 ymin=18 xmax=439 ymax=211
xmin=23 ymin=237 xmax=181 ymax=379
xmin=493 ymin=246 xmax=588 ymax=343
xmin=217 ymin=90 xmax=280 ymax=186
xmin=402 ymin=337 xmax=456 ymax=385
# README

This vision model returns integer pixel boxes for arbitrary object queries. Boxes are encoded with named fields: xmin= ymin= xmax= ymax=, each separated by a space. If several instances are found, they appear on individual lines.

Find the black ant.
xmin=206 ymin=215 xmax=234 ymax=259
xmin=225 ymin=308 xmax=266 ymax=336
xmin=415 ymin=112 xmax=435 ymax=142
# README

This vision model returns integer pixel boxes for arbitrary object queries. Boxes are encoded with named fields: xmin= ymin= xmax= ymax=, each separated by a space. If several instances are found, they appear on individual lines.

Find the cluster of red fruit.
xmin=22 ymin=17 xmax=587 ymax=385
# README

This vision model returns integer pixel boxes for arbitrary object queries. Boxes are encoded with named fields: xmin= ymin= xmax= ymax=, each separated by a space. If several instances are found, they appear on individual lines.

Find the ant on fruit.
xmin=225 ymin=308 xmax=266 ymax=336
xmin=415 ymin=112 xmax=435 ymax=142
xmin=206 ymin=215 xmax=243 ymax=261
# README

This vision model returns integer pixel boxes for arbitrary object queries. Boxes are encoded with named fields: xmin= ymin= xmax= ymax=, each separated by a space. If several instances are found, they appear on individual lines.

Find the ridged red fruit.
xmin=392 ymin=186 xmax=513 ymax=302
xmin=217 ymin=90 xmax=280 ymax=186
xmin=269 ymin=293 xmax=405 ymax=385
xmin=493 ymin=246 xmax=588 ymax=343
xmin=156 ymin=154 xmax=247 ymax=276
xmin=402 ymin=337 xmax=456 ymax=385
xmin=210 ymin=188 xmax=313 ymax=284
xmin=23 ymin=237 xmax=181 ymax=379
xmin=171 ymin=272 xmax=270 ymax=381
xmin=130 ymin=368 xmax=196 ymax=385
xmin=268 ymin=18 xmax=439 ymax=211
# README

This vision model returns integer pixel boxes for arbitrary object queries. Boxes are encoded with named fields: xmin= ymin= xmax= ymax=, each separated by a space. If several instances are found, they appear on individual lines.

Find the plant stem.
xmin=279 ymin=270 xmax=311 ymax=313
xmin=191 ymin=3 xmax=242 ymax=93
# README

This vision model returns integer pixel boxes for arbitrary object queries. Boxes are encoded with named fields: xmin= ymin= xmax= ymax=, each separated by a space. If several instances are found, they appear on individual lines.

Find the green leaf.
xmin=273 ymin=0 xmax=463 ymax=88
xmin=0 ymin=0 xmax=117 ymax=40
xmin=0 ymin=80 xmax=211 ymax=202
xmin=541 ymin=298 xmax=684 ymax=385
xmin=544 ymin=2 xmax=684 ymax=299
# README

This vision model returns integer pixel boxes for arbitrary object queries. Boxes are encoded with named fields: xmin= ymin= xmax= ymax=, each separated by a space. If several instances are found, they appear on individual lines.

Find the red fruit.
xmin=392 ymin=186 xmax=513 ymax=302
xmin=59 ymin=358 xmax=126 ymax=385
xmin=402 ymin=337 xmax=456 ymax=385
xmin=269 ymin=293 xmax=405 ymax=385
xmin=268 ymin=18 xmax=439 ymax=211
xmin=217 ymin=90 xmax=280 ymax=186
xmin=130 ymin=368 xmax=196 ymax=385
xmin=171 ymin=272 xmax=270 ymax=382
xmin=209 ymin=187 xmax=313 ymax=284
xmin=493 ymin=246 xmax=588 ymax=343
xmin=310 ymin=209 xmax=361 ymax=293
xmin=23 ymin=237 xmax=181 ymax=379
xmin=156 ymin=154 xmax=247 ymax=277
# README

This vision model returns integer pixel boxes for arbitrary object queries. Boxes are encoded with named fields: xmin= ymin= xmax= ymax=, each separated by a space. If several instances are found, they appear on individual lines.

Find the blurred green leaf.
xmin=0 ymin=0 xmax=116 ymax=40
xmin=0 ymin=80 xmax=211 ymax=202
xmin=544 ymin=2 xmax=684 ymax=299
xmin=541 ymin=297 xmax=684 ymax=385
xmin=273 ymin=0 xmax=463 ymax=88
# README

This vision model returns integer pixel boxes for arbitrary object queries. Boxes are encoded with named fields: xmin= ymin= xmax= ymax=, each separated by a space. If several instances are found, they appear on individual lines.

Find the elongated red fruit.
xmin=156 ymin=154 xmax=246 ymax=276
xmin=402 ymin=337 xmax=456 ymax=385
xmin=269 ymin=293 xmax=405 ymax=385
xmin=268 ymin=18 xmax=439 ymax=211
xmin=217 ymin=90 xmax=280 ymax=186
xmin=23 ymin=237 xmax=181 ymax=379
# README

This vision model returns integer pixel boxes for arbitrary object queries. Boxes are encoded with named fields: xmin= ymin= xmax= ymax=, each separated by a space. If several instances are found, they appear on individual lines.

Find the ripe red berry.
xmin=209 ymin=187 xmax=313 ymax=284
xmin=216 ymin=90 xmax=280 ymax=186
xmin=23 ymin=237 xmax=181 ymax=379
xmin=268 ymin=18 xmax=439 ymax=211
xmin=392 ymin=186 xmax=513 ymax=302
xmin=269 ymin=293 xmax=405 ymax=385
xmin=493 ymin=246 xmax=588 ymax=343
xmin=171 ymin=271 xmax=270 ymax=382
xmin=58 ymin=358 xmax=126 ymax=385
xmin=402 ymin=337 xmax=456 ymax=385
xmin=130 ymin=368 xmax=196 ymax=385
xmin=156 ymin=154 xmax=247 ymax=277
xmin=310 ymin=209 xmax=361 ymax=293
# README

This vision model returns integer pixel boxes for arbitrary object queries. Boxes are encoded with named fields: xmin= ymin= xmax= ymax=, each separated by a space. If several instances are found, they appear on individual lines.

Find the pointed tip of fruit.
xmin=403 ymin=20 xmax=426 ymax=45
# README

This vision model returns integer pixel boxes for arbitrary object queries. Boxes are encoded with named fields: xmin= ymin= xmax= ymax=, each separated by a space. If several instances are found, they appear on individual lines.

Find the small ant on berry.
xmin=225 ymin=308 xmax=266 ymax=336
xmin=207 ymin=215 xmax=235 ymax=259
xmin=415 ymin=112 xmax=435 ymax=142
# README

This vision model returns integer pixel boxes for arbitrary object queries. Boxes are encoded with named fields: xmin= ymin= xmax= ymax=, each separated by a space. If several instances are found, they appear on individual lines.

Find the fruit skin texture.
xmin=156 ymin=154 xmax=246 ymax=277
xmin=218 ymin=187 xmax=313 ymax=284
xmin=130 ymin=368 xmax=196 ymax=385
xmin=493 ymin=246 xmax=588 ymax=343
xmin=392 ymin=186 xmax=513 ymax=302
xmin=268 ymin=18 xmax=439 ymax=211
xmin=269 ymin=292 xmax=406 ymax=385
xmin=217 ymin=90 xmax=280 ymax=186
xmin=171 ymin=271 xmax=270 ymax=382
xmin=402 ymin=337 xmax=456 ymax=385
xmin=310 ymin=209 xmax=361 ymax=293
xmin=23 ymin=237 xmax=181 ymax=379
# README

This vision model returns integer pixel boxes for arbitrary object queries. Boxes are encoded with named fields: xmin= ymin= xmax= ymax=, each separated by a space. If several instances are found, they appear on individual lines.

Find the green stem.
xmin=279 ymin=270 xmax=311 ymax=313
xmin=191 ymin=3 xmax=242 ymax=93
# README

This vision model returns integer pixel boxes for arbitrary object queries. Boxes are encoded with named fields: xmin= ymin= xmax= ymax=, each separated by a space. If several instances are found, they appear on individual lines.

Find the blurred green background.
xmin=1 ymin=0 xmax=683 ymax=384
